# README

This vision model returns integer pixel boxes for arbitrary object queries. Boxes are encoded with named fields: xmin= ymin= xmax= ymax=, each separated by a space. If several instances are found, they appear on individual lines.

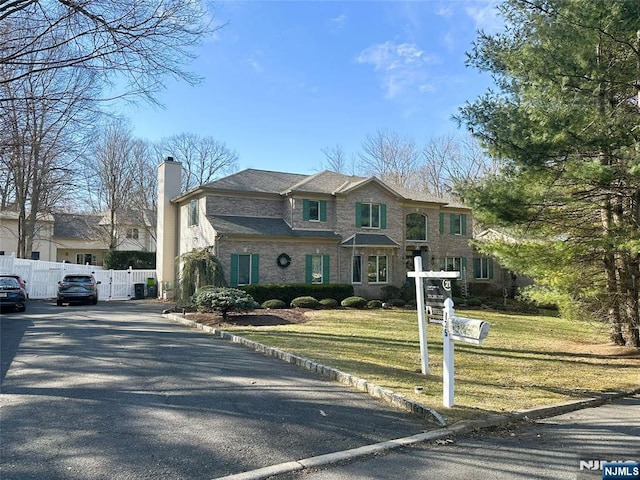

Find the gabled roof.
xmin=340 ymin=233 xmax=401 ymax=247
xmin=197 ymin=168 xmax=467 ymax=209
xmin=203 ymin=169 xmax=307 ymax=194
xmin=208 ymin=215 xmax=341 ymax=240
xmin=53 ymin=213 xmax=105 ymax=239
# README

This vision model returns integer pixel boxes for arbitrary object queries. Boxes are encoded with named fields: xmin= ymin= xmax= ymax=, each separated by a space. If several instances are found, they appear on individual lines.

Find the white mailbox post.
xmin=442 ymin=298 xmax=491 ymax=407
xmin=408 ymin=257 xmax=491 ymax=407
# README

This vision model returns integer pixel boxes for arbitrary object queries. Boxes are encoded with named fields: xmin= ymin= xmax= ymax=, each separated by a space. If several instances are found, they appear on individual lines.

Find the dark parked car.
xmin=0 ymin=273 xmax=27 ymax=296
xmin=0 ymin=275 xmax=27 ymax=312
xmin=57 ymin=274 xmax=101 ymax=306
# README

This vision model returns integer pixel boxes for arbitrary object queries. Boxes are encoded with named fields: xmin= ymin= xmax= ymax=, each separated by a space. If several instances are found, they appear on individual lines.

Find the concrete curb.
xmin=163 ymin=313 xmax=639 ymax=479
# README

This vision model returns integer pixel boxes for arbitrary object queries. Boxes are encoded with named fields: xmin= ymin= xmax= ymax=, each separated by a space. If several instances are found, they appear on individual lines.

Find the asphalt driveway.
xmin=0 ymin=300 xmax=430 ymax=479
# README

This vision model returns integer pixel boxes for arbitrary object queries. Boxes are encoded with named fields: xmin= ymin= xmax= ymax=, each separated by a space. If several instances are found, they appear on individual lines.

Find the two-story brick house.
xmin=156 ymin=158 xmax=474 ymax=299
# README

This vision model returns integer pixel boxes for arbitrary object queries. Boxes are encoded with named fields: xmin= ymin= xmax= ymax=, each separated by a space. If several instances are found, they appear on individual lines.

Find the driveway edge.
xmin=164 ymin=313 xmax=639 ymax=480
xmin=163 ymin=313 xmax=447 ymax=426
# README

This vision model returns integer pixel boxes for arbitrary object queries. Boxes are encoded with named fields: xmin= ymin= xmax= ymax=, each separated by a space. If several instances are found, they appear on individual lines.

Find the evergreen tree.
xmin=456 ymin=0 xmax=640 ymax=347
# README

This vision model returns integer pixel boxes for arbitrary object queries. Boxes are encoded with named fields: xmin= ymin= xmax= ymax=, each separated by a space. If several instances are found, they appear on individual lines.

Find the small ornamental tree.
xmin=177 ymin=247 xmax=226 ymax=301
xmin=192 ymin=287 xmax=254 ymax=320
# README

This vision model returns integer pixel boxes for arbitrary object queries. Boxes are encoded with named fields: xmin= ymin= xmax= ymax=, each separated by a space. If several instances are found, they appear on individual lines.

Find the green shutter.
xmin=230 ymin=254 xmax=239 ymax=287
xmin=355 ymin=202 xmax=362 ymax=227
xmin=251 ymin=253 xmax=259 ymax=284
xmin=473 ymin=257 xmax=481 ymax=278
xmin=461 ymin=257 xmax=467 ymax=275
xmin=320 ymin=200 xmax=327 ymax=222
xmin=380 ymin=204 xmax=387 ymax=229
xmin=450 ymin=214 xmax=456 ymax=235
xmin=488 ymin=258 xmax=494 ymax=279
xmin=303 ymin=199 xmax=310 ymax=221
xmin=305 ymin=255 xmax=312 ymax=283
xmin=461 ymin=214 xmax=467 ymax=235
xmin=439 ymin=213 xmax=444 ymax=234
xmin=322 ymin=255 xmax=330 ymax=283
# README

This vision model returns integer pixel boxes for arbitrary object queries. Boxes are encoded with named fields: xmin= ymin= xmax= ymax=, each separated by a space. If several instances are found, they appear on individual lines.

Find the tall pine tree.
xmin=457 ymin=0 xmax=640 ymax=347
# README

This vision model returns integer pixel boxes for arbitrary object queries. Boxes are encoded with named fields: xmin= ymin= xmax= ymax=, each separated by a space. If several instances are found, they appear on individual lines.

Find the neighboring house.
xmin=472 ymin=228 xmax=533 ymax=297
xmin=157 ymin=159 xmax=488 ymax=299
xmin=0 ymin=209 xmax=156 ymax=265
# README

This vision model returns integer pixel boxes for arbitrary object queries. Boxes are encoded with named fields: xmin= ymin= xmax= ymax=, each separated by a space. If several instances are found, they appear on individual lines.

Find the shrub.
xmin=262 ymin=299 xmax=287 ymax=309
xmin=319 ymin=298 xmax=339 ymax=309
xmin=367 ymin=299 xmax=383 ymax=309
xmin=386 ymin=298 xmax=406 ymax=308
xmin=291 ymin=296 xmax=321 ymax=309
xmin=103 ymin=250 xmax=156 ymax=269
xmin=241 ymin=283 xmax=354 ymax=305
xmin=341 ymin=296 xmax=368 ymax=309
xmin=192 ymin=287 xmax=255 ymax=320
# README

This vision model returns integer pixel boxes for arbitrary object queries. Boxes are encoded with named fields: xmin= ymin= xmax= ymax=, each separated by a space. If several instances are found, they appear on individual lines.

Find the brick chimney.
xmin=156 ymin=157 xmax=182 ymax=299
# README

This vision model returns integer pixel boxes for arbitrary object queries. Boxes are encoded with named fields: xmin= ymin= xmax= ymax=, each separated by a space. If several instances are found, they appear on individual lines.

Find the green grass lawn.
xmin=217 ymin=308 xmax=640 ymax=423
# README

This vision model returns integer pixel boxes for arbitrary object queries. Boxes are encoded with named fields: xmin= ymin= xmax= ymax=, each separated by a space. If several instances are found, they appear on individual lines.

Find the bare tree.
xmin=358 ymin=129 xmax=420 ymax=188
xmin=0 ymin=45 xmax=97 ymax=258
xmin=415 ymin=134 xmax=498 ymax=199
xmin=157 ymin=133 xmax=239 ymax=191
xmin=320 ymin=143 xmax=355 ymax=174
xmin=0 ymin=0 xmax=214 ymax=104
xmin=129 ymin=138 xmax=158 ymax=243
xmin=85 ymin=121 xmax=137 ymax=250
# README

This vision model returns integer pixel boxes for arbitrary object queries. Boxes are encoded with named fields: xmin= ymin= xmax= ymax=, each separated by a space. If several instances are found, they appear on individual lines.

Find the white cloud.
xmin=356 ymin=41 xmax=440 ymax=99
xmin=329 ymin=14 xmax=348 ymax=31
xmin=244 ymin=57 xmax=263 ymax=73
xmin=465 ymin=1 xmax=503 ymax=33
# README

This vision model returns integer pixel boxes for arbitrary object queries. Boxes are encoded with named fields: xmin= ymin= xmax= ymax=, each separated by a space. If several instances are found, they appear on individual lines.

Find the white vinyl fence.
xmin=0 ymin=256 xmax=156 ymax=301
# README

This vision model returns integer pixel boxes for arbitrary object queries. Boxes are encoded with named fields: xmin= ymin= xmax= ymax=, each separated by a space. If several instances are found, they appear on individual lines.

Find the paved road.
xmin=276 ymin=395 xmax=640 ymax=480
xmin=1 ymin=300 xmax=432 ymax=480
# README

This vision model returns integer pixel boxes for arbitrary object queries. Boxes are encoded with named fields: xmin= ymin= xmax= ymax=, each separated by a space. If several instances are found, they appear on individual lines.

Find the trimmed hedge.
xmin=261 ymin=299 xmax=287 ymax=309
xmin=103 ymin=250 xmax=155 ymax=269
xmin=241 ymin=283 xmax=354 ymax=305
xmin=341 ymin=296 xmax=368 ymax=309
xmin=291 ymin=296 xmax=321 ymax=309
xmin=319 ymin=298 xmax=339 ymax=309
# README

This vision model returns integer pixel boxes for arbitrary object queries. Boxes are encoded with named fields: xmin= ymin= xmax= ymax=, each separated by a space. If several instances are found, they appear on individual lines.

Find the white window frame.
xmin=352 ymin=255 xmax=362 ymax=284
xmin=367 ymin=255 xmax=388 ymax=283
xmin=237 ymin=254 xmax=252 ymax=286
xmin=406 ymin=213 xmax=427 ymax=241
xmin=476 ymin=258 xmax=491 ymax=280
xmin=443 ymin=257 xmax=462 ymax=272
xmin=188 ymin=199 xmax=199 ymax=227
xmin=308 ymin=200 xmax=320 ymax=222
xmin=361 ymin=203 xmax=381 ymax=229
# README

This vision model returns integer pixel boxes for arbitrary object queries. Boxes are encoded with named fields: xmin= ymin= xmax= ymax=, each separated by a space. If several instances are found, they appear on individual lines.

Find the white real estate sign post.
xmin=407 ymin=257 xmax=459 ymax=375
xmin=408 ymin=257 xmax=490 ymax=408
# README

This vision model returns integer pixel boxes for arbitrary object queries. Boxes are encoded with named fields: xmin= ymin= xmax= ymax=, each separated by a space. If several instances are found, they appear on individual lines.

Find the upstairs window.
xmin=356 ymin=202 xmax=387 ymax=229
xmin=303 ymin=199 xmax=327 ymax=222
xmin=188 ymin=199 xmax=199 ymax=227
xmin=450 ymin=213 xmax=467 ymax=236
xmin=406 ymin=213 xmax=427 ymax=241
xmin=126 ymin=228 xmax=139 ymax=239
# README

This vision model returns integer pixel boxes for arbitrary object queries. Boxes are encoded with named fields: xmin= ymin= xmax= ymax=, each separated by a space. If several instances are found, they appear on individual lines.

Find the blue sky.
xmin=122 ymin=0 xmax=502 ymax=175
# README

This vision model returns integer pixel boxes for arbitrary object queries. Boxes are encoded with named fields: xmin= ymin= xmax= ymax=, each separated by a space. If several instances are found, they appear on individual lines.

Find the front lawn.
xmin=206 ymin=307 xmax=640 ymax=423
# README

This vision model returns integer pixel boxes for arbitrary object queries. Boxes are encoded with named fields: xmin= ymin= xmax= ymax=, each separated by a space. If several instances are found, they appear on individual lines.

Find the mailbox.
xmin=449 ymin=316 xmax=490 ymax=345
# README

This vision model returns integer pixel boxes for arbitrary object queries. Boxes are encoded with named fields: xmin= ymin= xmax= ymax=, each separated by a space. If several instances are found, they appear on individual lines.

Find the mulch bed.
xmin=185 ymin=308 xmax=310 ymax=327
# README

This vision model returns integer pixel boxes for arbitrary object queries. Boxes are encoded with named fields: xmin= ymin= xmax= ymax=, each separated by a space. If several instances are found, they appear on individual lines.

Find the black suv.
xmin=57 ymin=274 xmax=101 ymax=306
